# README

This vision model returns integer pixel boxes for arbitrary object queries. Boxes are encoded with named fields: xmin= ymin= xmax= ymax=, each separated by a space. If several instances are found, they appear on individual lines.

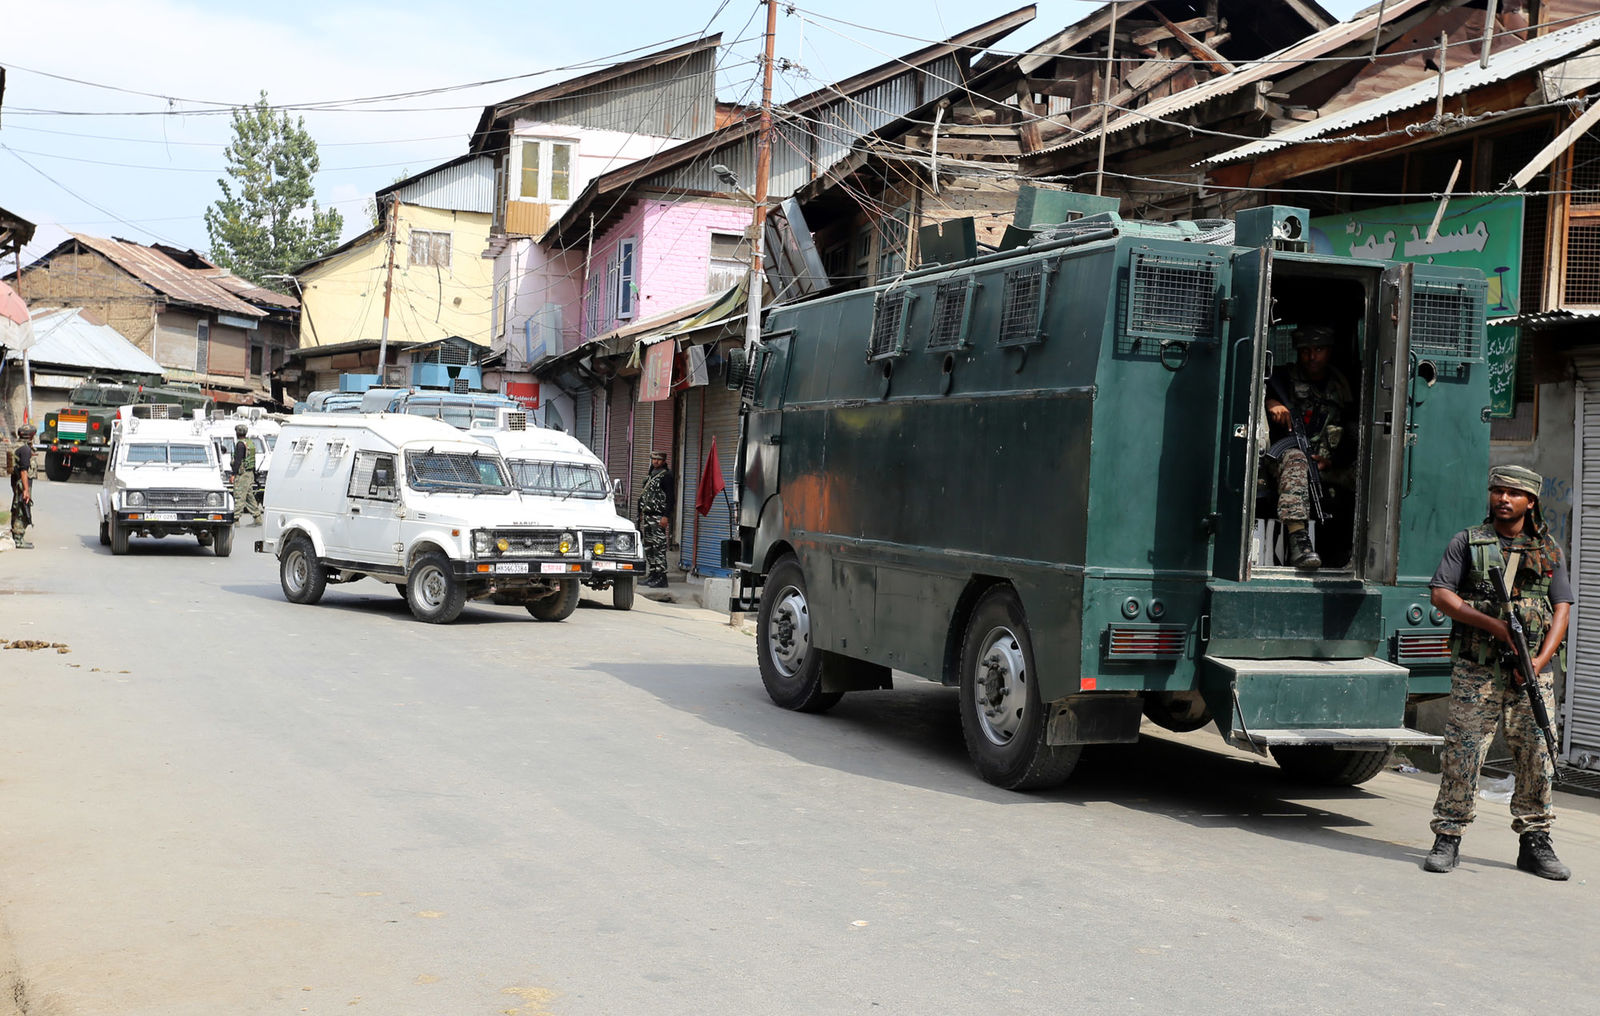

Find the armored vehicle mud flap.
xmin=1201 ymin=655 xmax=1442 ymax=755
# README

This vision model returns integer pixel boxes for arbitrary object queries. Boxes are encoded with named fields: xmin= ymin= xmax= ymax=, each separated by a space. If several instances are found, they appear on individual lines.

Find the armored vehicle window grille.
xmin=506 ymin=411 xmax=528 ymax=431
xmin=998 ymin=266 xmax=1044 ymax=347
xmin=452 ymin=378 xmax=470 ymax=394
xmin=869 ymin=290 xmax=912 ymax=360
xmin=1122 ymin=251 xmax=1219 ymax=353
xmin=928 ymin=279 xmax=974 ymax=350
xmin=348 ymin=452 xmax=399 ymax=501
xmin=1411 ymin=280 xmax=1485 ymax=363
xmin=404 ymin=451 xmax=511 ymax=491
xmin=149 ymin=404 xmax=171 ymax=420
xmin=741 ymin=347 xmax=765 ymax=403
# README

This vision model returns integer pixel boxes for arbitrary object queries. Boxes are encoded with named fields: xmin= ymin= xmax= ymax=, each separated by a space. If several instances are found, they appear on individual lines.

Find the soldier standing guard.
xmin=1263 ymin=323 xmax=1355 ymax=570
xmin=9 ymin=423 xmax=36 ymax=549
xmin=638 ymin=450 xmax=674 ymax=588
xmin=1423 ymin=465 xmax=1573 ymax=879
xmin=231 ymin=424 xmax=264 ymax=526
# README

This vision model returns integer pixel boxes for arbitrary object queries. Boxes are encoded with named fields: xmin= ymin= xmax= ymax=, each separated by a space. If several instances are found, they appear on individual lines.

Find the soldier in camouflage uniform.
xmin=9 ymin=423 xmax=36 ymax=549
xmin=638 ymin=450 xmax=674 ymax=588
xmin=1263 ymin=323 xmax=1354 ymax=570
xmin=230 ymin=424 xmax=264 ymax=526
xmin=1423 ymin=465 xmax=1573 ymax=879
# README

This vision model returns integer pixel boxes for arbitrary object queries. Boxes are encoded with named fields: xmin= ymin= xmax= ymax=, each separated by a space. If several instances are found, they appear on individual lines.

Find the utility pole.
xmin=743 ymin=0 xmax=778 ymax=353
xmin=377 ymin=195 xmax=400 ymax=384
xmin=1094 ymin=2 xmax=1119 ymax=197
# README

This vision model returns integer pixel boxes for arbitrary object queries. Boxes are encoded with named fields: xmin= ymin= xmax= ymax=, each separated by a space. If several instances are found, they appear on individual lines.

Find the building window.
xmin=584 ymin=273 xmax=602 ymax=337
xmin=709 ymin=231 xmax=749 ymax=293
xmin=613 ymin=238 xmax=637 ymax=319
xmin=519 ymin=139 xmax=575 ymax=202
xmin=250 ymin=343 xmax=264 ymax=378
xmin=877 ymin=204 xmax=911 ymax=281
xmin=196 ymin=320 xmax=210 ymax=373
xmin=409 ymin=229 xmax=452 ymax=269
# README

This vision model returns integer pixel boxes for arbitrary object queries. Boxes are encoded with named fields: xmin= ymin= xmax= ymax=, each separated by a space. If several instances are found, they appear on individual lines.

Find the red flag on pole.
xmin=695 ymin=436 xmax=726 ymax=516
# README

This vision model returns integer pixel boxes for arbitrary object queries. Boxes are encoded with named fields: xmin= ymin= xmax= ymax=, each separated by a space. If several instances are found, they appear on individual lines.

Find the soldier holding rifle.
xmin=1263 ymin=324 xmax=1354 ymax=570
xmin=1423 ymin=465 xmax=1573 ymax=879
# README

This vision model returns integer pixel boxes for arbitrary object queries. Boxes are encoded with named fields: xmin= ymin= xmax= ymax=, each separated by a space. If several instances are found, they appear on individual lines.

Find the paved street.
xmin=0 ymin=478 xmax=1596 ymax=1016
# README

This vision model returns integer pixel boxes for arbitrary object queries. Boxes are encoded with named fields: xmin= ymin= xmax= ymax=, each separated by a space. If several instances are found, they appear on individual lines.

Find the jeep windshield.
xmin=404 ymin=449 xmax=512 ymax=493
xmin=507 ymin=459 xmax=609 ymax=499
xmin=126 ymin=442 xmax=213 ymax=466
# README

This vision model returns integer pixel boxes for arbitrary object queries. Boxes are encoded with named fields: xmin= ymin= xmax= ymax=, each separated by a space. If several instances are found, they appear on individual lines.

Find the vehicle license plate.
xmin=540 ymin=563 xmax=568 ymax=574
xmin=149 ymin=512 xmax=178 ymax=521
xmin=493 ymin=562 xmax=530 ymax=574
xmin=594 ymin=560 xmax=616 ymax=571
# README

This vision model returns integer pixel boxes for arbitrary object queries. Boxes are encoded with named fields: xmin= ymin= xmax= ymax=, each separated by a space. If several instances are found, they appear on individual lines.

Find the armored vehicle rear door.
xmin=1361 ymin=262 xmax=1413 ymax=585
xmin=1215 ymin=246 xmax=1273 ymax=581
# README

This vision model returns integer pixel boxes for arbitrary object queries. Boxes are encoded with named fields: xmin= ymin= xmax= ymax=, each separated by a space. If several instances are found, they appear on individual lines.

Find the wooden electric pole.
xmin=743 ymin=0 xmax=778 ymax=352
xmin=377 ymin=195 xmax=400 ymax=383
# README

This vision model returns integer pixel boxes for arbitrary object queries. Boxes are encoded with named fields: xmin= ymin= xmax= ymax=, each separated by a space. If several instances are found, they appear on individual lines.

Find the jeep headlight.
xmin=126 ymin=491 xmax=145 ymax=508
xmin=559 ymin=531 xmax=576 ymax=555
xmin=205 ymin=492 xmax=222 ymax=508
xmin=592 ymin=540 xmax=607 ymax=556
xmin=472 ymin=530 xmax=491 ymax=555
xmin=614 ymin=532 xmax=635 ymax=554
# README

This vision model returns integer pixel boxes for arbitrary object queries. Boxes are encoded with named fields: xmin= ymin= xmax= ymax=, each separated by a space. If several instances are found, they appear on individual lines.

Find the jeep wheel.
xmin=109 ymin=517 xmax=129 ymax=556
xmin=407 ymin=551 xmax=466 ymax=624
xmin=280 ymin=533 xmax=326 ymax=605
xmin=527 ymin=578 xmax=580 ymax=621
xmin=98 ymin=517 xmax=110 ymax=547
xmin=213 ymin=526 xmax=234 ymax=558
xmin=44 ymin=452 xmax=71 ymax=482
xmin=612 ymin=575 xmax=635 ymax=611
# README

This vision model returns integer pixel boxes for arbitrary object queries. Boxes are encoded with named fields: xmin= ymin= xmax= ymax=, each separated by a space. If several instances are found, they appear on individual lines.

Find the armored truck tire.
xmin=756 ymin=555 xmax=843 ymax=713
xmin=406 ymin=550 xmax=467 ymax=624
xmin=1269 ymin=745 xmax=1392 ymax=787
xmin=109 ymin=517 xmax=129 ymax=556
xmin=280 ymin=533 xmax=327 ymax=605
xmin=44 ymin=452 xmax=71 ymax=482
xmin=213 ymin=526 xmax=234 ymax=558
xmin=612 ymin=575 xmax=635 ymax=611
xmin=527 ymin=578 xmax=580 ymax=621
xmin=98 ymin=517 xmax=110 ymax=547
xmin=958 ymin=587 xmax=1081 ymax=790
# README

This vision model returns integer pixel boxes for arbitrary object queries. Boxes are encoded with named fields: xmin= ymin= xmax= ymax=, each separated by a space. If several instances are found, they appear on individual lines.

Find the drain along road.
xmin=0 ymin=479 xmax=1596 ymax=1015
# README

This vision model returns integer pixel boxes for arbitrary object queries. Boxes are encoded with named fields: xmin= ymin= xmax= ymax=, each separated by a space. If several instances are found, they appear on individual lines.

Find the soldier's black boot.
xmin=1286 ymin=527 xmax=1321 ymax=570
xmin=1517 ymin=831 xmax=1571 ymax=880
xmin=1422 ymin=833 xmax=1460 ymax=873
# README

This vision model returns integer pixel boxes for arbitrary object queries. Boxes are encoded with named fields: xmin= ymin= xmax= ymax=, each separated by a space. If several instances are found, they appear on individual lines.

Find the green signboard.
xmin=1311 ymin=195 xmax=1525 ymax=418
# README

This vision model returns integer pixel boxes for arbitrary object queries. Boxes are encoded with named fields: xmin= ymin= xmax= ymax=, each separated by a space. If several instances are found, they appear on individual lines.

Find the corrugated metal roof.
xmin=1206 ymin=16 xmax=1600 ymax=165
xmin=1500 ymin=305 xmax=1600 ymax=328
xmin=24 ymin=307 xmax=164 ymax=374
xmin=200 ymin=269 xmax=299 ymax=310
xmin=70 ymin=234 xmax=265 ymax=317
xmin=383 ymin=155 xmax=496 ymax=214
xmin=1035 ymin=0 xmax=1434 ymax=156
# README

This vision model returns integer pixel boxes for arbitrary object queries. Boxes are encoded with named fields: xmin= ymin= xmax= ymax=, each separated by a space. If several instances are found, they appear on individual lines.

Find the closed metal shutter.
xmin=572 ymin=391 xmax=593 ymax=452
xmin=607 ymin=378 xmax=632 ymax=498
xmin=314 ymin=369 xmax=341 ymax=391
xmin=678 ymin=381 xmax=741 ymax=576
xmin=1566 ymin=354 xmax=1600 ymax=768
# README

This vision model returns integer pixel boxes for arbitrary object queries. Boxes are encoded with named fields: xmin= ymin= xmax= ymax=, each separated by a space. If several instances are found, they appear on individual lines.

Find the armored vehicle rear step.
xmin=1227 ymin=726 xmax=1443 ymax=751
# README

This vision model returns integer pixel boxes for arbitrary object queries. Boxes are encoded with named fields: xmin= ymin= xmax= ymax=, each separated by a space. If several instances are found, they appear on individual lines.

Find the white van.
xmin=96 ymin=408 xmax=236 ymax=556
xmin=257 ymin=414 xmax=589 ymax=623
xmin=472 ymin=422 xmax=645 ymax=610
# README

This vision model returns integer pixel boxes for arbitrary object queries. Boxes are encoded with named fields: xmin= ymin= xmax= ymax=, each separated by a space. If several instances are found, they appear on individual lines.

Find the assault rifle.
xmin=1266 ymin=376 xmax=1329 ymax=526
xmin=1487 ymin=565 xmax=1561 ymax=756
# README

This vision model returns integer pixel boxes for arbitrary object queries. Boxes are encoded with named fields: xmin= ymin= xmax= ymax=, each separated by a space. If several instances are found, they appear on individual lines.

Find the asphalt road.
xmin=0 ymin=478 xmax=1596 ymax=1016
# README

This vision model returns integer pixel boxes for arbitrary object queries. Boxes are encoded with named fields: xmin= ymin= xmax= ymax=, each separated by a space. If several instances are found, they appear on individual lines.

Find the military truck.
xmin=39 ymin=377 xmax=214 ymax=481
xmin=727 ymin=204 xmax=1486 ymax=790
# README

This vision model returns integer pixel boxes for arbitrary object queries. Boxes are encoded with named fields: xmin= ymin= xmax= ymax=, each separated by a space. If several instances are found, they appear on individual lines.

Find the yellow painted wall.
xmin=296 ymin=205 xmax=493 ymax=348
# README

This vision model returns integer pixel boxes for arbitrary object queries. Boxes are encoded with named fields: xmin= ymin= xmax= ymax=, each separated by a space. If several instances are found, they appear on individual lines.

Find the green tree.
xmin=204 ymin=91 xmax=343 ymax=288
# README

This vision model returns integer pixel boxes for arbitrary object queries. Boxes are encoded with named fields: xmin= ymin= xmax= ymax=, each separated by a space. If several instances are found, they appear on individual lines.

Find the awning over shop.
xmin=1497 ymin=306 xmax=1600 ymax=329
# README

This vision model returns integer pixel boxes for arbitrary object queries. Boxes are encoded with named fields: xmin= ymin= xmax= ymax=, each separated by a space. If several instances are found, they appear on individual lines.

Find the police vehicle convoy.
xmin=727 ymin=202 xmax=1488 ymax=791
xmin=95 ymin=406 xmax=236 ymax=556
xmin=258 ymin=413 xmax=597 ymax=624
xmin=40 ymin=376 xmax=214 ymax=481
xmin=470 ymin=412 xmax=645 ymax=610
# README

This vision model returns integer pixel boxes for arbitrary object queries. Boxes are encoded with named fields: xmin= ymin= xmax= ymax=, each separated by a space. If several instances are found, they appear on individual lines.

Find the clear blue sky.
xmin=0 ymin=0 xmax=1373 ymax=266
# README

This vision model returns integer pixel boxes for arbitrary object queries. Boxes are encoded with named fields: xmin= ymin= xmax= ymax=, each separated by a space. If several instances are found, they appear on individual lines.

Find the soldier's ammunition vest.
xmin=639 ymin=468 xmax=669 ymax=518
xmin=1281 ymin=366 xmax=1352 ymax=462
xmin=1450 ymin=523 xmax=1557 ymax=667
xmin=242 ymin=441 xmax=256 ymax=474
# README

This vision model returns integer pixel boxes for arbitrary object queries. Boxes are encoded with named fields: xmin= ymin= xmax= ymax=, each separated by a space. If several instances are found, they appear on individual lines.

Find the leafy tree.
xmin=204 ymin=91 xmax=343 ymax=288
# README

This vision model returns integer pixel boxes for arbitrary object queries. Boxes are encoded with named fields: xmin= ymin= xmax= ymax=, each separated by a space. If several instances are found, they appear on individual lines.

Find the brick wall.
xmin=12 ymin=250 xmax=157 ymax=354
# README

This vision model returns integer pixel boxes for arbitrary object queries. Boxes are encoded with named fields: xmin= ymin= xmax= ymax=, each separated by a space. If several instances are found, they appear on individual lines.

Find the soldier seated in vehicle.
xmin=1261 ymin=323 xmax=1357 ymax=570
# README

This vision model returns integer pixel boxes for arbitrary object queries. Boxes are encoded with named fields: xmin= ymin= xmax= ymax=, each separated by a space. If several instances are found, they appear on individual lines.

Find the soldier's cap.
xmin=17 ymin=423 xmax=36 ymax=436
xmin=235 ymin=423 xmax=248 ymax=436
xmin=1489 ymin=464 xmax=1542 ymax=498
xmin=1292 ymin=323 xmax=1338 ymax=348
xmin=650 ymin=449 xmax=668 ymax=460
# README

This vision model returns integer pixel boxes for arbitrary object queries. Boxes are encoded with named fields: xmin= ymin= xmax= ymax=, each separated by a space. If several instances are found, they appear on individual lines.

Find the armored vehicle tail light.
xmin=1393 ymin=631 xmax=1450 ymax=666
xmin=1104 ymin=624 xmax=1186 ymax=661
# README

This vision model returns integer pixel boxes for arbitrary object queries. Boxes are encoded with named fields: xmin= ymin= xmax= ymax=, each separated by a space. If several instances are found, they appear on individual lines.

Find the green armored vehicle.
xmin=39 ymin=377 xmax=214 ymax=480
xmin=728 ymin=204 xmax=1486 ymax=790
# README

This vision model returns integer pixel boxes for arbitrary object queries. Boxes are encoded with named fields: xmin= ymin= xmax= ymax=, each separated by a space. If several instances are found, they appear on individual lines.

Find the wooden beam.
xmin=1130 ymin=17 xmax=1215 ymax=46
xmin=1151 ymin=9 xmax=1233 ymax=74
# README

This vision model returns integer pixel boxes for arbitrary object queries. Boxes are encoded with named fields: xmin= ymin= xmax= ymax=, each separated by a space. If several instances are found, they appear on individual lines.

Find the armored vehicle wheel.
xmin=958 ymin=586 xmax=1080 ymax=790
xmin=213 ymin=526 xmax=234 ymax=558
xmin=109 ymin=518 xmax=129 ymax=556
xmin=407 ymin=550 xmax=466 ymax=624
xmin=1270 ymin=745 xmax=1391 ymax=787
xmin=527 ymin=578 xmax=580 ymax=621
xmin=99 ymin=517 xmax=110 ymax=547
xmin=44 ymin=452 xmax=71 ymax=482
xmin=756 ymin=555 xmax=841 ymax=713
xmin=612 ymin=575 xmax=635 ymax=611
xmin=280 ymin=533 xmax=326 ymax=605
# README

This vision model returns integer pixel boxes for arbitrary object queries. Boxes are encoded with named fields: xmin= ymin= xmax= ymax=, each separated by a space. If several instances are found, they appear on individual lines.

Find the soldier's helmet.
xmin=1292 ymin=323 xmax=1338 ymax=348
xmin=17 ymin=423 xmax=36 ymax=438
xmin=235 ymin=423 xmax=248 ymax=436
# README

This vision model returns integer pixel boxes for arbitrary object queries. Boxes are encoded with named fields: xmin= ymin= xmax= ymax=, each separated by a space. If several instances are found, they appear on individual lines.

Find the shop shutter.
xmin=1565 ymin=354 xmax=1600 ymax=768
xmin=678 ymin=382 xmax=741 ymax=576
